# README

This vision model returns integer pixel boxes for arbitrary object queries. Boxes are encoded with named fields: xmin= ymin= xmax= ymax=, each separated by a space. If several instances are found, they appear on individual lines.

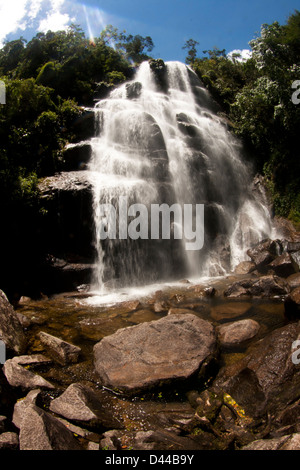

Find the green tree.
xmin=183 ymin=38 xmax=199 ymax=65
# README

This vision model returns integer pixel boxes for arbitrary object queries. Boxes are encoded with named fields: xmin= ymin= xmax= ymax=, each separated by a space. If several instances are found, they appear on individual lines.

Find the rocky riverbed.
xmin=2 ymin=234 xmax=300 ymax=450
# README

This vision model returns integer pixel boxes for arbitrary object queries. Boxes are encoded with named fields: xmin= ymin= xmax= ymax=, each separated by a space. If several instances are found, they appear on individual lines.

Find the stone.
xmin=3 ymin=359 xmax=54 ymax=392
xmin=224 ymin=275 xmax=290 ymax=298
xmin=246 ymin=239 xmax=283 ymax=272
xmin=62 ymin=143 xmax=92 ymax=171
xmin=12 ymin=354 xmax=52 ymax=367
xmin=12 ymin=389 xmax=41 ymax=429
xmin=287 ymin=242 xmax=300 ymax=253
xmin=0 ymin=416 xmax=7 ymax=433
xmin=287 ymin=272 xmax=300 ymax=289
xmin=291 ymin=251 xmax=300 ymax=272
xmin=19 ymin=404 xmax=83 ymax=450
xmin=234 ymin=261 xmax=256 ymax=275
xmin=93 ymin=314 xmax=217 ymax=394
xmin=246 ymin=240 xmax=274 ymax=269
xmin=100 ymin=430 xmax=123 ymax=450
xmin=38 ymin=331 xmax=81 ymax=365
xmin=217 ymin=319 xmax=260 ymax=348
xmin=153 ymin=301 xmax=168 ymax=313
xmin=242 ymin=433 xmax=300 ymax=450
xmin=49 ymin=382 xmax=123 ymax=430
xmin=273 ymin=217 xmax=300 ymax=242
xmin=284 ymin=286 xmax=300 ymax=318
xmin=268 ymin=252 xmax=297 ymax=277
xmin=0 ymin=432 xmax=19 ymax=450
xmin=126 ymin=81 xmax=142 ymax=99
xmin=0 ymin=289 xmax=27 ymax=355
xmin=213 ymin=321 xmax=300 ymax=418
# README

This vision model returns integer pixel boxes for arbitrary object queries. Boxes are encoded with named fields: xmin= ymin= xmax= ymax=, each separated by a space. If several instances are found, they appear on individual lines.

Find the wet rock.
xmin=194 ymin=390 xmax=223 ymax=424
xmin=0 ymin=416 xmax=8 ymax=433
xmin=153 ymin=301 xmax=169 ymax=313
xmin=269 ymin=252 xmax=297 ymax=278
xmin=62 ymin=143 xmax=92 ymax=171
xmin=213 ymin=321 xmax=300 ymax=418
xmin=19 ymin=404 xmax=83 ymax=450
xmin=68 ymin=109 xmax=95 ymax=142
xmin=234 ymin=261 xmax=256 ymax=274
xmin=149 ymin=59 xmax=168 ymax=93
xmin=242 ymin=433 xmax=300 ymax=450
xmin=286 ymin=242 xmax=300 ymax=253
xmin=284 ymin=286 xmax=300 ymax=318
xmin=273 ymin=217 xmax=300 ymax=242
xmin=12 ymin=354 xmax=52 ymax=367
xmin=93 ymin=314 xmax=217 ymax=394
xmin=126 ymin=81 xmax=142 ymax=99
xmin=210 ymin=302 xmax=251 ymax=321
xmin=3 ymin=359 xmax=54 ymax=392
xmin=100 ymin=430 xmax=123 ymax=450
xmin=246 ymin=239 xmax=282 ymax=272
xmin=38 ymin=331 xmax=81 ymax=365
xmin=224 ymin=275 xmax=290 ymax=298
xmin=0 ymin=289 xmax=27 ymax=355
xmin=0 ymin=432 xmax=19 ymax=450
xmin=217 ymin=319 xmax=260 ymax=348
xmin=291 ymin=251 xmax=300 ymax=272
xmin=49 ymin=382 xmax=123 ymax=430
xmin=87 ymin=441 xmax=100 ymax=450
xmin=287 ymin=273 xmax=300 ymax=290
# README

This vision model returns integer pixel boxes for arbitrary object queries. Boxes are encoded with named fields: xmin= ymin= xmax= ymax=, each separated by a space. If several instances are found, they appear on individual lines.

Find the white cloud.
xmin=28 ymin=0 xmax=43 ymax=20
xmin=38 ymin=0 xmax=74 ymax=33
xmin=227 ymin=49 xmax=252 ymax=62
xmin=0 ymin=0 xmax=28 ymax=42
xmin=0 ymin=0 xmax=74 ymax=46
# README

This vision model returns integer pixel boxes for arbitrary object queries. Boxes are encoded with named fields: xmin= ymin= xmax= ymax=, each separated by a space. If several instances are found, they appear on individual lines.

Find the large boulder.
xmin=224 ymin=275 xmax=290 ymax=298
xmin=0 ymin=290 xmax=27 ymax=355
xmin=93 ymin=314 xmax=217 ymax=394
xmin=213 ymin=321 xmax=300 ymax=418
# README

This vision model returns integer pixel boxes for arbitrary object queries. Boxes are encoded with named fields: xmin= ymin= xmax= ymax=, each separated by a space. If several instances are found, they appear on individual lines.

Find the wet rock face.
xmin=0 ymin=290 xmax=27 ymax=355
xmin=93 ymin=313 xmax=217 ymax=394
xmin=214 ymin=321 xmax=300 ymax=418
xmin=224 ymin=275 xmax=290 ymax=298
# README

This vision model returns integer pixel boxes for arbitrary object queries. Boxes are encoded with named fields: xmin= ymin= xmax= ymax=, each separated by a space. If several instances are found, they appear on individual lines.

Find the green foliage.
xmin=187 ymin=10 xmax=300 ymax=221
xmin=182 ymin=39 xmax=199 ymax=65
xmin=100 ymin=25 xmax=154 ymax=64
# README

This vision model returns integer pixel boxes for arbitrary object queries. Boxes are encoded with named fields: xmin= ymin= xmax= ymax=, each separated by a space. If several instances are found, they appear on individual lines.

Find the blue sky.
xmin=0 ymin=0 xmax=298 ymax=61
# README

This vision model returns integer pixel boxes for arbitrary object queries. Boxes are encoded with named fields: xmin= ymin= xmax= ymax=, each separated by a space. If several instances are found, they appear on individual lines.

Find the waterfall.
xmin=88 ymin=60 xmax=274 ymax=291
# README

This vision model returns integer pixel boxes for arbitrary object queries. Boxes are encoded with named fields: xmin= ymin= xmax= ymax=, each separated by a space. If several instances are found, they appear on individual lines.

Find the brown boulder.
xmin=217 ymin=319 xmax=260 ymax=347
xmin=93 ymin=314 xmax=217 ymax=394
xmin=213 ymin=321 xmax=300 ymax=418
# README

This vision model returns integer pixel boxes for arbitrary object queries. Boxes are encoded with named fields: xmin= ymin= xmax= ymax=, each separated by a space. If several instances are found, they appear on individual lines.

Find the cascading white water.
xmin=88 ymin=60 xmax=275 ymax=291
